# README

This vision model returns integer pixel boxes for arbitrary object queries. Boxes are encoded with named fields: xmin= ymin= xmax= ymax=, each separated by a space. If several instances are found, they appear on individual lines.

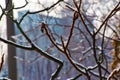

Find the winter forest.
xmin=0 ymin=0 xmax=120 ymax=80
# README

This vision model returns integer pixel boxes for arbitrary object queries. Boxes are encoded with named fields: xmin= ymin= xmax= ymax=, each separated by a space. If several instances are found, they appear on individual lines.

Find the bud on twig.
xmin=73 ymin=11 xmax=79 ymax=20
xmin=40 ymin=22 xmax=46 ymax=33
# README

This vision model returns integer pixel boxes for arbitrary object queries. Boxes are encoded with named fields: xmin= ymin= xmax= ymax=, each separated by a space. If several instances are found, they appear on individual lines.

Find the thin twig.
xmin=0 ymin=53 xmax=4 ymax=72
xmin=107 ymin=67 xmax=120 ymax=80
xmin=41 ymin=22 xmax=64 ymax=53
xmin=65 ymin=11 xmax=78 ymax=48
xmin=95 ymin=2 xmax=120 ymax=35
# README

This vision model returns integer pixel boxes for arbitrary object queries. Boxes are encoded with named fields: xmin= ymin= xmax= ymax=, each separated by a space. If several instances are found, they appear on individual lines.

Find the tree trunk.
xmin=6 ymin=0 xmax=17 ymax=80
